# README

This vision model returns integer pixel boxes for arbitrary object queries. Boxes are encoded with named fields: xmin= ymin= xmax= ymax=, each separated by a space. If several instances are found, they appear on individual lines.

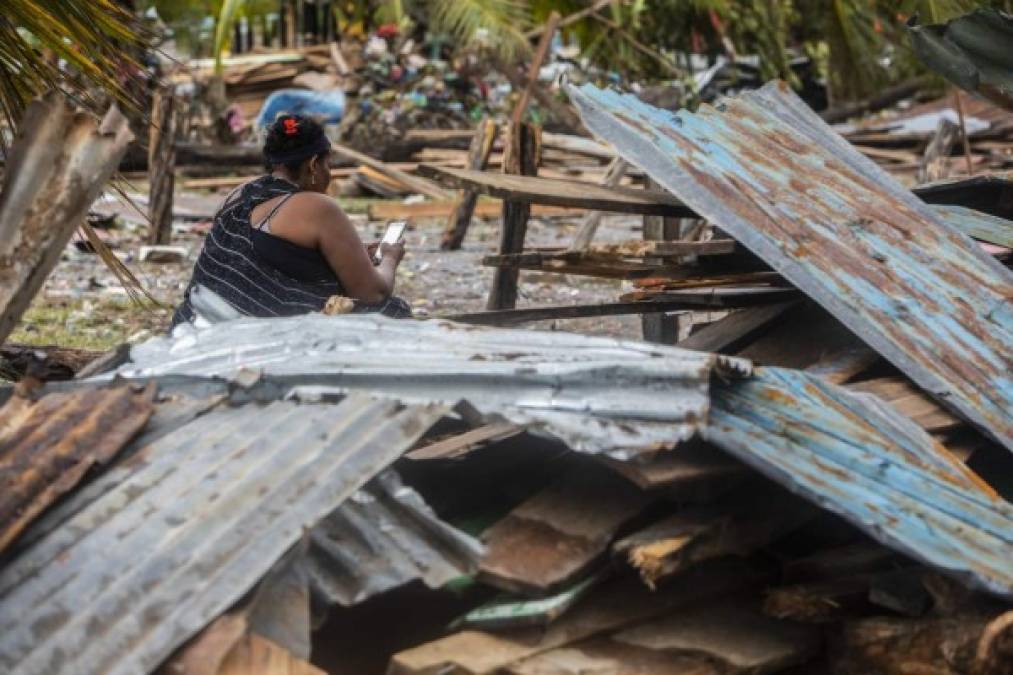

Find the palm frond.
xmin=825 ymin=0 xmax=888 ymax=102
xmin=0 ymin=1 xmax=149 ymax=136
xmin=899 ymin=0 xmax=978 ymax=24
xmin=214 ymin=0 xmax=247 ymax=75
xmin=427 ymin=0 xmax=532 ymax=62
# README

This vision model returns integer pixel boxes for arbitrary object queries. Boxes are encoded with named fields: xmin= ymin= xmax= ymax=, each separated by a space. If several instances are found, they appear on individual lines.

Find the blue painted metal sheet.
xmin=568 ymin=81 xmax=1013 ymax=452
xmin=931 ymin=204 xmax=1013 ymax=248
xmin=704 ymin=367 xmax=1013 ymax=598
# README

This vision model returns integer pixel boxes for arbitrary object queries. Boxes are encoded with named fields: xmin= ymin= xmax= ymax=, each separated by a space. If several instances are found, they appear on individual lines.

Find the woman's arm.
xmin=277 ymin=193 xmax=404 ymax=304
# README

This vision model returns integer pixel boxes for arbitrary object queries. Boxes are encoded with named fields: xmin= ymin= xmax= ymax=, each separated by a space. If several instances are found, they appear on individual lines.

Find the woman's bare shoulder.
xmin=286 ymin=192 xmax=346 ymax=218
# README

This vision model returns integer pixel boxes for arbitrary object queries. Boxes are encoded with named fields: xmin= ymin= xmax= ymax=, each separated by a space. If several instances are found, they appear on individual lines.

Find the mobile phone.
xmin=374 ymin=220 xmax=407 ymax=263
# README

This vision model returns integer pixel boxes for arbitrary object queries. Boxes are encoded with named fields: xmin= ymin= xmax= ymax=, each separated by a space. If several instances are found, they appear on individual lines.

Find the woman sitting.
xmin=172 ymin=114 xmax=410 ymax=326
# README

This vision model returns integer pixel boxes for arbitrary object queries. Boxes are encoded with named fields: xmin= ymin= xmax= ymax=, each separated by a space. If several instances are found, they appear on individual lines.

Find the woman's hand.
xmin=379 ymin=241 xmax=405 ymax=266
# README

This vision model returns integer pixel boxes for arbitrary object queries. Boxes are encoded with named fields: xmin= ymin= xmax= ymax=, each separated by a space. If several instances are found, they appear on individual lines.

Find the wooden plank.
xmin=388 ymin=558 xmax=766 ymax=675
xmin=848 ymin=377 xmax=963 ymax=433
xmin=611 ymin=604 xmax=820 ymax=673
xmin=479 ymin=464 xmax=652 ymax=594
xmin=677 ymin=302 xmax=798 ymax=353
xmin=804 ymin=346 xmax=880 ymax=384
xmin=418 ymin=165 xmax=694 ymax=217
xmin=917 ymin=118 xmax=959 ymax=184
xmin=442 ymin=117 xmax=499 ymax=249
xmin=613 ymin=482 xmax=815 ymax=589
xmin=569 ymin=157 xmax=629 ymax=250
xmin=219 ymin=633 xmax=325 ymax=675
xmin=446 ymin=290 xmax=795 ymax=327
xmin=487 ymin=122 xmax=539 ymax=310
xmin=406 ymin=423 xmax=526 ymax=461
xmin=330 ymin=142 xmax=452 ymax=200
xmin=368 ymin=199 xmax=581 ymax=221
xmin=597 ymin=441 xmax=745 ymax=499
xmin=509 ymin=640 xmax=722 ymax=675
xmin=482 ymin=257 xmax=692 ymax=281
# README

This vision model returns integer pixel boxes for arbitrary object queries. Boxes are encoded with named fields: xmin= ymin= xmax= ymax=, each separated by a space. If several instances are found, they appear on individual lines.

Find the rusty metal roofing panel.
xmin=568 ymin=81 xmax=1013 ymax=452
xmin=0 ymin=394 xmax=447 ymax=675
xmin=106 ymin=314 xmax=751 ymax=459
xmin=0 ymin=382 xmax=155 ymax=555
xmin=308 ymin=469 xmax=483 ymax=607
xmin=703 ymin=367 xmax=1013 ymax=598
xmin=931 ymin=204 xmax=1013 ymax=248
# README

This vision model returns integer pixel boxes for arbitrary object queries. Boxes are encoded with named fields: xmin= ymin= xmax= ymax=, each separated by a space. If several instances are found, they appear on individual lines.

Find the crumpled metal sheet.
xmin=308 ymin=469 xmax=483 ymax=607
xmin=907 ymin=8 xmax=1013 ymax=112
xmin=0 ymin=382 xmax=155 ymax=555
xmin=704 ymin=367 xmax=1013 ymax=599
xmin=568 ymin=81 xmax=1013 ymax=452
xmin=0 ymin=394 xmax=447 ymax=675
xmin=106 ymin=314 xmax=752 ymax=459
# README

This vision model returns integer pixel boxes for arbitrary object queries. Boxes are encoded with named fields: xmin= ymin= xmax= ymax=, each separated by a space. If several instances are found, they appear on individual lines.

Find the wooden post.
xmin=487 ymin=122 xmax=540 ymax=310
xmin=641 ymin=175 xmax=683 ymax=343
xmin=441 ymin=117 xmax=498 ymax=250
xmin=953 ymin=89 xmax=975 ymax=176
xmin=147 ymin=86 xmax=177 ymax=246
xmin=568 ymin=157 xmax=628 ymax=251
xmin=917 ymin=118 xmax=958 ymax=184
xmin=284 ymin=1 xmax=296 ymax=48
xmin=510 ymin=12 xmax=561 ymax=129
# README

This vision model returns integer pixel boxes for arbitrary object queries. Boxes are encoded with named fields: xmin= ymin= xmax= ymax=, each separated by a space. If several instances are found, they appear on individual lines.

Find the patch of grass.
xmin=8 ymin=296 xmax=170 ymax=351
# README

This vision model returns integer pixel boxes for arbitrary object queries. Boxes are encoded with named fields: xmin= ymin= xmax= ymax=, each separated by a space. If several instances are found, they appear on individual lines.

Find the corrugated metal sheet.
xmin=703 ymin=367 xmax=1013 ymax=598
xmin=931 ymin=204 xmax=1013 ymax=248
xmin=0 ymin=394 xmax=447 ymax=675
xmin=0 ymin=382 xmax=155 ymax=555
xmin=907 ymin=8 xmax=1013 ymax=111
xmin=568 ymin=81 xmax=1013 ymax=452
xmin=107 ymin=314 xmax=752 ymax=459
xmin=308 ymin=469 xmax=483 ymax=607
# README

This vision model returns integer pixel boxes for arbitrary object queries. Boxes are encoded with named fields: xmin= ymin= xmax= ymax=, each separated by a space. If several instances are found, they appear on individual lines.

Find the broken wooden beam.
xmin=614 ymin=482 xmax=816 ymax=589
xmin=406 ymin=423 xmax=526 ymax=461
xmin=447 ymin=290 xmax=796 ymax=327
xmin=369 ymin=199 xmax=581 ymax=221
xmin=441 ymin=117 xmax=498 ymax=250
xmin=510 ymin=12 xmax=561 ymax=128
xmin=418 ymin=165 xmax=695 ymax=217
xmin=568 ymin=157 xmax=629 ymax=251
xmin=147 ymin=85 xmax=178 ymax=246
xmin=331 ymin=142 xmax=452 ymax=200
xmin=487 ymin=122 xmax=540 ymax=311
xmin=677 ymin=302 xmax=798 ymax=354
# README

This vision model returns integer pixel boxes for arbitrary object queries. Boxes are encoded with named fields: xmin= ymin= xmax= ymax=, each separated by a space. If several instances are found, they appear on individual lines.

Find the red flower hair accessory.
xmin=283 ymin=117 xmax=299 ymax=135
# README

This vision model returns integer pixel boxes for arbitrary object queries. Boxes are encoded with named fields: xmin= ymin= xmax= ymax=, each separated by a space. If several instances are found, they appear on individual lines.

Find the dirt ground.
xmin=10 ymin=185 xmax=649 ymax=352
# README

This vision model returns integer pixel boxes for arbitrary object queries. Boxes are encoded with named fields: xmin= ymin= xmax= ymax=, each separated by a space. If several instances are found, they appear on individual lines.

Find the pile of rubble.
xmin=1 ymin=77 xmax=1011 ymax=675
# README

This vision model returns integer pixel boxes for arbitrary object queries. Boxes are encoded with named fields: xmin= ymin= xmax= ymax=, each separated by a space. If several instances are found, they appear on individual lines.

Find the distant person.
xmin=173 ymin=114 xmax=410 ymax=326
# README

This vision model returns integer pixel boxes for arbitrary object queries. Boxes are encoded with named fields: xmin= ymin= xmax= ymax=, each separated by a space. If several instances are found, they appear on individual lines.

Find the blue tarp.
xmin=256 ymin=89 xmax=346 ymax=129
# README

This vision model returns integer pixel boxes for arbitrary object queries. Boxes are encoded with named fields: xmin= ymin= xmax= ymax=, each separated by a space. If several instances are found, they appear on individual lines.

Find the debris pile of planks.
xmin=2 ymin=83 xmax=1011 ymax=675
xmin=0 ymin=303 xmax=1011 ymax=674
xmin=838 ymin=92 xmax=1013 ymax=184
